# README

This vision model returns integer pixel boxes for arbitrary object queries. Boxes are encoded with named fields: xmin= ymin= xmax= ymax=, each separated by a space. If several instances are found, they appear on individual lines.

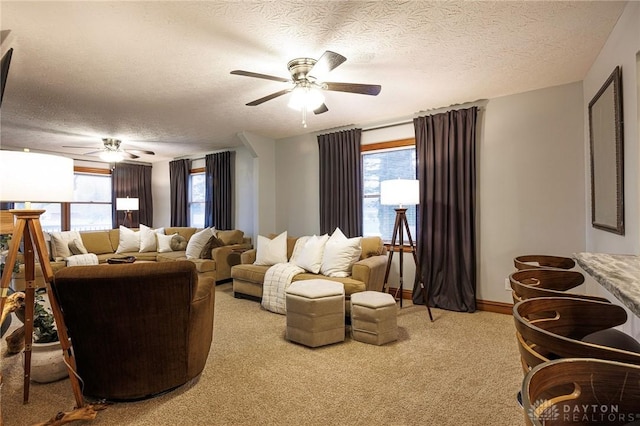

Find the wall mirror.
xmin=589 ymin=66 xmax=624 ymax=235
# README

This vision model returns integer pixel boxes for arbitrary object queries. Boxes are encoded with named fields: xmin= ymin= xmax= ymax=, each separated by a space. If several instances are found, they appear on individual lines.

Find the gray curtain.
xmin=169 ymin=159 xmax=191 ymax=227
xmin=317 ymin=129 xmax=363 ymax=237
xmin=413 ymin=107 xmax=477 ymax=312
xmin=112 ymin=163 xmax=153 ymax=228
xmin=205 ymin=151 xmax=232 ymax=229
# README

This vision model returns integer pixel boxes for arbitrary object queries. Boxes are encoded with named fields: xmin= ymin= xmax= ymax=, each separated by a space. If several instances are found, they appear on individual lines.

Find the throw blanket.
xmin=65 ymin=253 xmax=99 ymax=266
xmin=261 ymin=263 xmax=304 ymax=314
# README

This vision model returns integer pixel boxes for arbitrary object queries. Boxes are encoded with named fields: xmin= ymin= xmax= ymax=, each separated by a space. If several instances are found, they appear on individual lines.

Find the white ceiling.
xmin=0 ymin=1 xmax=627 ymax=163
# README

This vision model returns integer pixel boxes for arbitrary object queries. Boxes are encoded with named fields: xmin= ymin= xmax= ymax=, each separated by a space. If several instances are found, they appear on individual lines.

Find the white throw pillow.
xmin=49 ymin=231 xmax=82 ymax=261
xmin=288 ymin=236 xmax=310 ymax=265
xmin=254 ymin=231 xmax=288 ymax=266
xmin=294 ymin=234 xmax=329 ymax=274
xmin=185 ymin=227 xmax=215 ymax=259
xmin=157 ymin=233 xmax=177 ymax=253
xmin=139 ymin=224 xmax=158 ymax=253
xmin=320 ymin=228 xmax=362 ymax=278
xmin=116 ymin=226 xmax=140 ymax=253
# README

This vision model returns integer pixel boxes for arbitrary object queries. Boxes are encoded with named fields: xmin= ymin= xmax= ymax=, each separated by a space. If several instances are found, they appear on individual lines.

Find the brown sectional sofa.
xmin=13 ymin=227 xmax=251 ymax=290
xmin=231 ymin=234 xmax=388 ymax=314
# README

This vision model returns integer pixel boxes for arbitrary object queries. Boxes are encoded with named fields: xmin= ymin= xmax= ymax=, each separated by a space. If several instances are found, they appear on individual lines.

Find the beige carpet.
xmin=1 ymin=284 xmax=524 ymax=425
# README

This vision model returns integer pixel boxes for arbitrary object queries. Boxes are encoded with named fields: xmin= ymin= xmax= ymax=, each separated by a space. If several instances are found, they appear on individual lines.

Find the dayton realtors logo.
xmin=528 ymin=400 xmax=640 ymax=424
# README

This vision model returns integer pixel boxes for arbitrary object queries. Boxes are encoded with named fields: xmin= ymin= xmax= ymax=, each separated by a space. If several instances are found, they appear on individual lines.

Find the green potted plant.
xmin=33 ymin=294 xmax=59 ymax=343
xmin=25 ymin=294 xmax=67 ymax=383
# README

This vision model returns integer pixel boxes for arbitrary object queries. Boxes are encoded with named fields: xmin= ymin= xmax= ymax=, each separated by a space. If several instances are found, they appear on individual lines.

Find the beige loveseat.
xmin=13 ymin=227 xmax=251 ymax=290
xmin=231 ymin=234 xmax=388 ymax=313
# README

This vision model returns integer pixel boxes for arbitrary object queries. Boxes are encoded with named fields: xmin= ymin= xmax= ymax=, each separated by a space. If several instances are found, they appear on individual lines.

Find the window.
xmin=13 ymin=203 xmax=62 ymax=233
xmin=14 ymin=168 xmax=112 ymax=231
xmin=189 ymin=171 xmax=205 ymax=228
xmin=70 ymin=172 xmax=112 ymax=231
xmin=362 ymin=139 xmax=417 ymax=242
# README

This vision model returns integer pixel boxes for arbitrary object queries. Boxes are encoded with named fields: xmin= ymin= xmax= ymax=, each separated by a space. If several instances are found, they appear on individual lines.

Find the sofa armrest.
xmin=211 ymin=243 xmax=252 ymax=282
xmin=351 ymin=255 xmax=388 ymax=292
xmin=240 ymin=249 xmax=257 ymax=264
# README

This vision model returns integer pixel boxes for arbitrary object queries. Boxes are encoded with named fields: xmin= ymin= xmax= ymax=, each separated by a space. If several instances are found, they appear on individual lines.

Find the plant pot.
xmin=22 ymin=340 xmax=69 ymax=383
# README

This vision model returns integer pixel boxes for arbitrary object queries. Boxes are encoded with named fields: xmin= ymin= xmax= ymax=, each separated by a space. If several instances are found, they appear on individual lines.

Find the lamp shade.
xmin=116 ymin=197 xmax=139 ymax=211
xmin=0 ymin=151 xmax=74 ymax=202
xmin=380 ymin=179 xmax=419 ymax=207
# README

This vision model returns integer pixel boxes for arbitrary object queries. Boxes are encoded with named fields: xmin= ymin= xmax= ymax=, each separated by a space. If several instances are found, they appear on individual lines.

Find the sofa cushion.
xmin=165 ymin=227 xmax=197 ymax=242
xmin=116 ymin=226 xmax=140 ymax=253
xmin=231 ymin=264 xmax=270 ymax=283
xmin=80 ymin=232 xmax=114 ymax=255
xmin=186 ymin=228 xmax=215 ymax=259
xmin=200 ymin=235 xmax=224 ymax=259
xmin=292 ymin=273 xmax=366 ymax=296
xmin=361 ymin=236 xmax=384 ymax=259
xmin=293 ymin=234 xmax=329 ymax=274
xmin=216 ymin=230 xmax=244 ymax=246
xmin=50 ymin=231 xmax=82 ymax=261
xmin=170 ymin=235 xmax=188 ymax=251
xmin=255 ymin=231 xmax=287 ymax=266
xmin=157 ymin=233 xmax=177 ymax=253
xmin=321 ymin=228 xmax=362 ymax=278
xmin=68 ymin=238 xmax=89 ymax=255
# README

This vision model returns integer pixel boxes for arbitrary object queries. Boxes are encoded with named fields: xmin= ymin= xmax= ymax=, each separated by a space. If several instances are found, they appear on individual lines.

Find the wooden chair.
xmin=513 ymin=255 xmax=575 ymax=271
xmin=513 ymin=297 xmax=640 ymax=371
xmin=509 ymin=268 xmax=606 ymax=305
xmin=522 ymin=358 xmax=640 ymax=426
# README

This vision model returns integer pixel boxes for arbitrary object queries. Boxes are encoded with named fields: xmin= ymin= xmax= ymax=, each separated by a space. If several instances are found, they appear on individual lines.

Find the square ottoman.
xmin=285 ymin=279 xmax=345 ymax=348
xmin=350 ymin=291 xmax=398 ymax=345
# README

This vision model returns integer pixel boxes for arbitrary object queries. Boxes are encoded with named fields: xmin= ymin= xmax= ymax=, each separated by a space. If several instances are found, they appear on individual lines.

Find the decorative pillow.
xmin=185 ymin=227 xmax=215 ymax=259
xmin=288 ymin=236 xmax=310 ymax=265
xmin=80 ymin=232 xmax=113 ymax=255
xmin=320 ymin=228 xmax=362 ymax=278
xmin=254 ymin=231 xmax=288 ymax=266
xmin=199 ymin=235 xmax=225 ymax=259
xmin=157 ymin=233 xmax=177 ymax=253
xmin=170 ymin=235 xmax=188 ymax=251
xmin=68 ymin=238 xmax=88 ymax=255
xmin=115 ymin=226 xmax=140 ymax=254
xmin=139 ymin=224 xmax=157 ymax=253
xmin=49 ymin=231 xmax=82 ymax=261
xmin=294 ymin=234 xmax=329 ymax=274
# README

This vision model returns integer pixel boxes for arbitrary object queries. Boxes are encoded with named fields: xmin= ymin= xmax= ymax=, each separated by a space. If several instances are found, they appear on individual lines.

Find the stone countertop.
xmin=574 ymin=252 xmax=640 ymax=318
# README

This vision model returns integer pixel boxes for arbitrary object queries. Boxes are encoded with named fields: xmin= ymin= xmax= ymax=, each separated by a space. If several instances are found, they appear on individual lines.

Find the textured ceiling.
xmin=0 ymin=1 xmax=627 ymax=163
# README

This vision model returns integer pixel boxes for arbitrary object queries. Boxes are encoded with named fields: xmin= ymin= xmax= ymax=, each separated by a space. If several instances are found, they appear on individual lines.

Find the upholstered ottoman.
xmin=285 ymin=279 xmax=345 ymax=348
xmin=350 ymin=291 xmax=398 ymax=345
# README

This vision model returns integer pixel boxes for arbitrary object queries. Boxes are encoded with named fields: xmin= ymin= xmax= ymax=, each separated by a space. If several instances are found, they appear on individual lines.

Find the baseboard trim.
xmin=387 ymin=287 xmax=513 ymax=315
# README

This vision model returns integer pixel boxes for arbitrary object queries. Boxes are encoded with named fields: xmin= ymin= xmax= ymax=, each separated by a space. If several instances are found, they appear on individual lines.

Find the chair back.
xmin=509 ymin=268 xmax=607 ymax=304
xmin=52 ymin=261 xmax=215 ymax=400
xmin=513 ymin=297 xmax=640 ymax=366
xmin=522 ymin=358 xmax=640 ymax=426
xmin=513 ymin=255 xmax=575 ymax=271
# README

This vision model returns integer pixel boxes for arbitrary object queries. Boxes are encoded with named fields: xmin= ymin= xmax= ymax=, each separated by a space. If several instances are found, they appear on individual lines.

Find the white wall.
xmin=582 ymin=1 xmax=640 ymax=340
xmin=152 ymin=160 xmax=170 ymax=227
xmin=583 ymin=1 xmax=640 ymax=255
xmin=479 ymin=82 xmax=586 ymax=303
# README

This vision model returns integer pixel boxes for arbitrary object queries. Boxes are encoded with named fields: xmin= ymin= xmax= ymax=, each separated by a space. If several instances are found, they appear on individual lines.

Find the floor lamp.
xmin=116 ymin=197 xmax=139 ymax=227
xmin=380 ymin=179 xmax=433 ymax=321
xmin=0 ymin=151 xmax=85 ymax=407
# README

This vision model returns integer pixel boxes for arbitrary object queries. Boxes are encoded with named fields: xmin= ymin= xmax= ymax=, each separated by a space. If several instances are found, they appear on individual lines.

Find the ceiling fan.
xmin=231 ymin=50 xmax=381 ymax=126
xmin=63 ymin=138 xmax=155 ymax=162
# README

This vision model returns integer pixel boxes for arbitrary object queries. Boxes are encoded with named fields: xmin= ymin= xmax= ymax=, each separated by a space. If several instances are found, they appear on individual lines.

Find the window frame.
xmin=362 ymin=138 xmax=417 ymax=251
xmin=68 ymin=168 xmax=113 ymax=231
xmin=188 ymin=167 xmax=206 ymax=228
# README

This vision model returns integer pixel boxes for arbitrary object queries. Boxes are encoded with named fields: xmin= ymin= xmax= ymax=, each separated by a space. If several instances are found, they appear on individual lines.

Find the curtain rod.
xmin=362 ymin=100 xmax=488 ymax=133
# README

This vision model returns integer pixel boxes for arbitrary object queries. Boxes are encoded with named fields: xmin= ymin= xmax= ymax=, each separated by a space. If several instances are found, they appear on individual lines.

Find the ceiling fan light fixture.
xmin=288 ymin=85 xmax=324 ymax=112
xmin=100 ymin=150 xmax=124 ymax=163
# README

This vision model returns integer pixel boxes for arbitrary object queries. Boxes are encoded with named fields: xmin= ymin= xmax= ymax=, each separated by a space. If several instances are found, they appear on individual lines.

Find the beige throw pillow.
xmin=254 ymin=231 xmax=288 ymax=266
xmin=320 ymin=227 xmax=362 ymax=278
xmin=293 ymin=234 xmax=329 ymax=274
xmin=49 ymin=231 xmax=82 ymax=261
xmin=116 ymin=226 xmax=140 ymax=253
xmin=157 ymin=233 xmax=177 ymax=253
xmin=68 ymin=238 xmax=88 ymax=255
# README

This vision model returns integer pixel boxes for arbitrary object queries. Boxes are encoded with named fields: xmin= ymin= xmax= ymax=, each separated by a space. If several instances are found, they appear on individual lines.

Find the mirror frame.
xmin=588 ymin=66 xmax=624 ymax=235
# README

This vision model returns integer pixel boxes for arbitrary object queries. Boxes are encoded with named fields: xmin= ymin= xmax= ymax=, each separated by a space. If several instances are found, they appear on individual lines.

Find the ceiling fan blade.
xmin=126 ymin=149 xmax=155 ymax=156
xmin=246 ymin=89 xmax=291 ymax=106
xmin=121 ymin=151 xmax=139 ymax=159
xmin=313 ymin=103 xmax=329 ymax=115
xmin=309 ymin=51 xmax=346 ymax=78
xmin=324 ymin=82 xmax=381 ymax=96
xmin=82 ymin=150 xmax=103 ymax=156
xmin=62 ymin=145 xmax=101 ymax=150
xmin=230 ymin=70 xmax=290 ymax=83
